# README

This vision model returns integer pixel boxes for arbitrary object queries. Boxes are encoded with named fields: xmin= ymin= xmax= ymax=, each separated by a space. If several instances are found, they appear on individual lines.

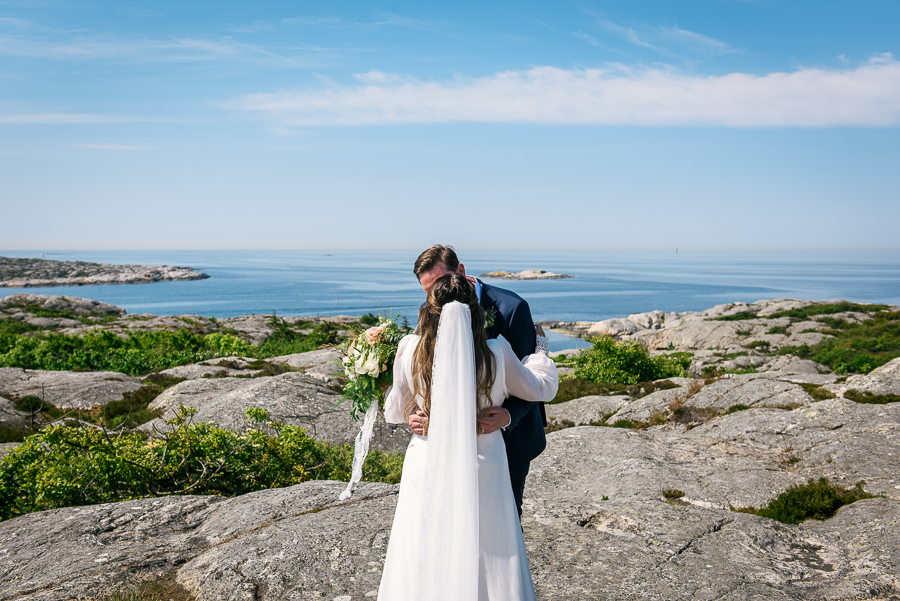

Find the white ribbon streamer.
xmin=338 ymin=398 xmax=380 ymax=501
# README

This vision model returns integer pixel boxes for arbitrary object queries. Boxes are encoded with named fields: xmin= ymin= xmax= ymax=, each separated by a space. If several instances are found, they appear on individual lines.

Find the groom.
xmin=409 ymin=245 xmax=548 ymax=517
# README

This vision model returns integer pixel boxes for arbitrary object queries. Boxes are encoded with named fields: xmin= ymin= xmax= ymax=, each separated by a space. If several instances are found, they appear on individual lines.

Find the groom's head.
xmin=414 ymin=245 xmax=467 ymax=293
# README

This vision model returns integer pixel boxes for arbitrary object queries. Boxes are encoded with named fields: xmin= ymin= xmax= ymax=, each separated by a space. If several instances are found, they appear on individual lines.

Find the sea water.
xmin=2 ymin=248 xmax=899 ymax=351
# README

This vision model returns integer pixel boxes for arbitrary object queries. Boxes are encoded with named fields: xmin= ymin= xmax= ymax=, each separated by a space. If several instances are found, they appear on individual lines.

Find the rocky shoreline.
xmin=1 ymin=294 xmax=899 ymax=600
xmin=479 ymin=269 xmax=572 ymax=280
xmin=0 ymin=256 xmax=209 ymax=288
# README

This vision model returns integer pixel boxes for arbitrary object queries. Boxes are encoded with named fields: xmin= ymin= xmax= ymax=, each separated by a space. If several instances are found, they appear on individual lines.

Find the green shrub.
xmin=12 ymin=395 xmax=46 ymax=413
xmin=713 ymin=311 xmax=759 ymax=321
xmin=571 ymin=337 xmax=690 ymax=385
xmin=0 ymin=428 xmax=29 ymax=443
xmin=359 ymin=312 xmax=379 ymax=326
xmin=736 ymin=478 xmax=874 ymax=524
xmin=843 ymin=389 xmax=900 ymax=404
xmin=767 ymin=326 xmax=789 ymax=335
xmin=743 ymin=340 xmax=770 ymax=350
xmin=799 ymin=383 xmax=835 ymax=402
xmin=0 ymin=407 xmax=404 ymax=521
xmin=767 ymin=302 xmax=889 ymax=320
xmin=662 ymin=489 xmax=685 ymax=498
xmin=775 ymin=310 xmax=900 ymax=374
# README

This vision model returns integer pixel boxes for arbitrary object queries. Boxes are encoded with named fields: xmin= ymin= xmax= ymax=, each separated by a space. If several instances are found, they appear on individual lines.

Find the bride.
xmin=378 ymin=272 xmax=559 ymax=601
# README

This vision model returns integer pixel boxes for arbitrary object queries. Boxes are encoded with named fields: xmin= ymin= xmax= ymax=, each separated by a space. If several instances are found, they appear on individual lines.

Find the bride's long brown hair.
xmin=406 ymin=272 xmax=496 ymax=424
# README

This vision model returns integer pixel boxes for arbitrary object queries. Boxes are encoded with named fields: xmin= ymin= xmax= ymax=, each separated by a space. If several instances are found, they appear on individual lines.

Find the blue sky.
xmin=1 ymin=0 xmax=898 ymax=249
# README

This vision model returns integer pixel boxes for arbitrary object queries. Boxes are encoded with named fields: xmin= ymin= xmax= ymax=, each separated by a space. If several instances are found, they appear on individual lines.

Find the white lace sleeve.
xmin=383 ymin=335 xmax=418 ymax=423
xmin=497 ymin=335 xmax=558 ymax=402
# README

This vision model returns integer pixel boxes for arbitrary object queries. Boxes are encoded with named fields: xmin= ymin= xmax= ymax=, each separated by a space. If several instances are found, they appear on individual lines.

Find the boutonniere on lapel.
xmin=484 ymin=306 xmax=497 ymax=330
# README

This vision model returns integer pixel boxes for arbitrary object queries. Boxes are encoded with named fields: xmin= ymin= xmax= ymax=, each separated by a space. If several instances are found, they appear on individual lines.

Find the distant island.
xmin=0 ymin=256 xmax=209 ymax=288
xmin=479 ymin=269 xmax=573 ymax=280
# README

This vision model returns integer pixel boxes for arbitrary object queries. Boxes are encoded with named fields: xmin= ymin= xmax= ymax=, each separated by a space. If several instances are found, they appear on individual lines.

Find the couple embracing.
xmin=377 ymin=245 xmax=559 ymax=601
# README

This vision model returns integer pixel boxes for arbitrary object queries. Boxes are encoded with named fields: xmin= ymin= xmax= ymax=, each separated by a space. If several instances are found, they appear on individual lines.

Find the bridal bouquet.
xmin=339 ymin=314 xmax=406 ymax=419
xmin=336 ymin=312 xmax=407 ymax=501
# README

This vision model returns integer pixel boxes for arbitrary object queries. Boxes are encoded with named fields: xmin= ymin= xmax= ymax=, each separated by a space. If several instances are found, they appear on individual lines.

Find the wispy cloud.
xmin=0 ymin=113 xmax=148 ymax=124
xmin=0 ymin=33 xmax=276 ymax=62
xmin=658 ymin=26 xmax=732 ymax=53
xmin=590 ymin=15 xmax=734 ymax=58
xmin=573 ymin=31 xmax=600 ymax=47
xmin=234 ymin=55 xmax=900 ymax=128
xmin=70 ymin=143 xmax=154 ymax=150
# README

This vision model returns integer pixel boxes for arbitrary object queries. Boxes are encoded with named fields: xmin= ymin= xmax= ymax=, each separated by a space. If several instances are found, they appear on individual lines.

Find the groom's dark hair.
xmin=414 ymin=245 xmax=459 ymax=280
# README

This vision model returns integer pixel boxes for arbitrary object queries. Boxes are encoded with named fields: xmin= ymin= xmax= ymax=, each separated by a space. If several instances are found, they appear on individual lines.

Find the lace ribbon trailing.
xmin=338 ymin=398 xmax=380 ymax=501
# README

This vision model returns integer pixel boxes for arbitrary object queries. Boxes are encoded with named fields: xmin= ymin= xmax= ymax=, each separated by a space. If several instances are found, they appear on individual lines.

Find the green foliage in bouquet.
xmin=0 ymin=407 xmax=404 ymax=521
xmin=339 ymin=313 xmax=410 ymax=419
xmin=571 ymin=336 xmax=690 ymax=385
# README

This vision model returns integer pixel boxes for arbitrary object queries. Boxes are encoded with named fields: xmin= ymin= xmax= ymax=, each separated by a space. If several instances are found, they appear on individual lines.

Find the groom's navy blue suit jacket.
xmin=479 ymin=281 xmax=547 ymax=465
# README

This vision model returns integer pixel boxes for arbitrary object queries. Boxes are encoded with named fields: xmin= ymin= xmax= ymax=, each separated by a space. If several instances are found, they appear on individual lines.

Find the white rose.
xmin=362 ymin=353 xmax=381 ymax=377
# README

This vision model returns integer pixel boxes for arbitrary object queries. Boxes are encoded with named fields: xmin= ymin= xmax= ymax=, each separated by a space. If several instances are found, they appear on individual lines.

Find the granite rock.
xmin=545 ymin=395 xmax=631 ymax=426
xmin=0 ymin=481 xmax=396 ymax=601
xmin=0 ymin=257 xmax=208 ymax=288
xmin=5 ymin=399 xmax=899 ymax=600
xmin=0 ymin=368 xmax=144 ymax=410
xmin=144 ymin=372 xmax=410 ymax=453
xmin=684 ymin=375 xmax=815 ymax=411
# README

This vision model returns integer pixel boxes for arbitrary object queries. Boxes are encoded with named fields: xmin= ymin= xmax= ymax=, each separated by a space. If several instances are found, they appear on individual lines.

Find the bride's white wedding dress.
xmin=378 ymin=302 xmax=558 ymax=601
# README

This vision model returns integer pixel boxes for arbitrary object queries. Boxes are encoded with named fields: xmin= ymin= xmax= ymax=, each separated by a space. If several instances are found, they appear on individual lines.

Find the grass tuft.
xmin=843 ymin=389 xmax=900 ymax=404
xmin=735 ymin=477 xmax=874 ymax=525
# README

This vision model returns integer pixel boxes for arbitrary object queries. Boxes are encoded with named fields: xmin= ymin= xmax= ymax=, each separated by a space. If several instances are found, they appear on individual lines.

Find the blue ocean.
xmin=3 ymin=248 xmax=899 ymax=351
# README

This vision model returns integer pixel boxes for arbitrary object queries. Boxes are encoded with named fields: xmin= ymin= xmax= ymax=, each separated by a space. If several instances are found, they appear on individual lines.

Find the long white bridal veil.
xmin=416 ymin=301 xmax=480 ymax=601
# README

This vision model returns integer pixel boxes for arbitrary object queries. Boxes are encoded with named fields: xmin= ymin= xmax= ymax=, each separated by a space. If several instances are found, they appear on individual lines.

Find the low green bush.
xmin=767 ymin=302 xmax=889 ymax=320
xmin=0 ymin=317 xmax=347 ymax=377
xmin=713 ymin=311 xmax=759 ymax=321
xmin=570 ymin=337 xmax=690 ymax=385
xmin=799 ymin=383 xmax=835 ymax=402
xmin=843 ymin=389 xmax=900 ymax=404
xmin=0 ymin=407 xmax=404 ymax=521
xmin=775 ymin=310 xmax=900 ymax=374
xmin=736 ymin=477 xmax=874 ymax=525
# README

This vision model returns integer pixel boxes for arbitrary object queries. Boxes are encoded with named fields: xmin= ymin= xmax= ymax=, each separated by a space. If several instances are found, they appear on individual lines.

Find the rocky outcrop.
xmin=4 ymin=398 xmax=899 ymax=600
xmin=825 ymin=356 xmax=900 ymax=398
xmin=0 ymin=256 xmax=209 ymax=288
xmin=144 ymin=371 xmax=410 ymax=453
xmin=479 ymin=269 xmax=573 ymax=280
xmin=0 ymin=368 xmax=144 ymax=411
xmin=0 ymin=481 xmax=397 ymax=601
xmin=543 ymin=298 xmax=900 ymax=377
xmin=0 ymin=396 xmax=33 ymax=430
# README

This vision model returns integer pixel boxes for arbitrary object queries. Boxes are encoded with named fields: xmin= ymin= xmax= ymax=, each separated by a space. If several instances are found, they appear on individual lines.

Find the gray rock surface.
xmin=0 ymin=481 xmax=396 ymax=601
xmin=0 ymin=396 xmax=33 ymax=430
xmin=607 ymin=386 xmax=690 ymax=423
xmin=5 ymin=398 xmax=899 ymax=600
xmin=684 ymin=375 xmax=815 ymax=411
xmin=145 ymin=372 xmax=410 ymax=453
xmin=479 ymin=269 xmax=572 ymax=280
xmin=545 ymin=395 xmax=631 ymax=426
xmin=269 ymin=348 xmax=344 ymax=382
xmin=0 ymin=368 xmax=144 ymax=410
xmin=157 ymin=357 xmax=266 ymax=380
xmin=0 ymin=257 xmax=208 ymax=288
